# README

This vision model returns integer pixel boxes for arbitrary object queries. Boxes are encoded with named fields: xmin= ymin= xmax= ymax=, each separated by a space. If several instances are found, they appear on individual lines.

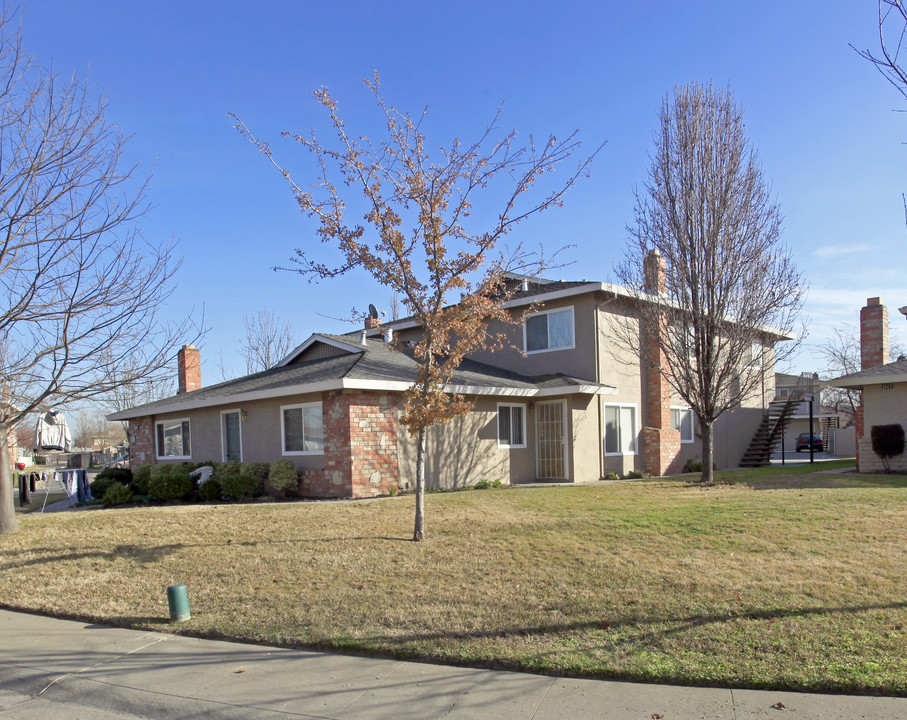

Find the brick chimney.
xmin=177 ymin=344 xmax=201 ymax=394
xmin=644 ymin=249 xmax=667 ymax=293
xmin=860 ymin=297 xmax=888 ymax=370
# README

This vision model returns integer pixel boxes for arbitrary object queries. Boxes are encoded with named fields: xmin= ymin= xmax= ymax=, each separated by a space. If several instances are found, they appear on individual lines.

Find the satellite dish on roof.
xmin=368 ymin=304 xmax=379 ymax=319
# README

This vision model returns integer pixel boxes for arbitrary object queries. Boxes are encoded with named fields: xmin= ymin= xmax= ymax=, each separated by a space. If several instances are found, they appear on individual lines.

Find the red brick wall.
xmin=860 ymin=298 xmax=888 ymax=371
xmin=128 ymin=417 xmax=154 ymax=467
xmin=177 ymin=345 xmax=201 ymax=394
xmin=642 ymin=426 xmax=683 ymax=476
xmin=301 ymin=390 xmax=399 ymax=498
xmin=642 ymin=309 xmax=682 ymax=476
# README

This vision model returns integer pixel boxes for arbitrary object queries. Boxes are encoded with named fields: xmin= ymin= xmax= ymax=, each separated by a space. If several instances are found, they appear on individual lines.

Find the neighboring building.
xmin=829 ymin=297 xmax=907 ymax=473
xmin=773 ymin=372 xmax=840 ymax=453
xmin=109 ymin=253 xmax=788 ymax=496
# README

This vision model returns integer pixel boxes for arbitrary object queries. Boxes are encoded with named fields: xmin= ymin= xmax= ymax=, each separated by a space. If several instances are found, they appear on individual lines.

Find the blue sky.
xmin=22 ymin=1 xmax=907 ymax=382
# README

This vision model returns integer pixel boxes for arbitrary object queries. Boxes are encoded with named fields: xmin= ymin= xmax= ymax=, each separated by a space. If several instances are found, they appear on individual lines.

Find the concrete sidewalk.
xmin=0 ymin=610 xmax=903 ymax=719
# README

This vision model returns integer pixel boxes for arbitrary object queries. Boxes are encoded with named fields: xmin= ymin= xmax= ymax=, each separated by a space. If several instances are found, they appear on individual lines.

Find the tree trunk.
xmin=700 ymin=419 xmax=715 ymax=484
xmin=0 ymin=429 xmax=19 ymax=534
xmin=413 ymin=427 xmax=426 ymax=541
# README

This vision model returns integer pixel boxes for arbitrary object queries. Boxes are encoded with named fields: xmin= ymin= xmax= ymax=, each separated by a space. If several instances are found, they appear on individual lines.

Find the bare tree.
xmin=72 ymin=409 xmax=125 ymax=450
xmin=0 ymin=10 xmax=193 ymax=533
xmin=239 ymin=309 xmax=299 ymax=374
xmin=615 ymin=82 xmax=804 ymax=483
xmin=853 ymin=1 xmax=907 ymax=100
xmin=234 ymin=73 xmax=601 ymax=540
xmin=818 ymin=325 xmax=905 ymax=425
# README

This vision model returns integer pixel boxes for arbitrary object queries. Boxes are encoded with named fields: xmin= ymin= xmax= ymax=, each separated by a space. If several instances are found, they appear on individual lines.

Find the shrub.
xmin=102 ymin=481 xmax=134 ymax=507
xmin=266 ymin=459 xmax=299 ymax=497
xmin=218 ymin=461 xmax=259 ymax=499
xmin=213 ymin=461 xmax=240 ymax=484
xmin=623 ymin=470 xmax=644 ymax=479
xmin=243 ymin=461 xmax=270 ymax=483
xmin=148 ymin=464 xmax=193 ymax=501
xmin=870 ymin=424 xmax=905 ymax=473
xmin=95 ymin=467 xmax=133 ymax=485
xmin=90 ymin=475 xmax=119 ymax=500
xmin=604 ymin=472 xmax=619 ymax=480
xmin=198 ymin=477 xmax=223 ymax=502
xmin=132 ymin=464 xmax=152 ymax=494
xmin=472 ymin=479 xmax=503 ymax=490
xmin=682 ymin=458 xmax=703 ymax=474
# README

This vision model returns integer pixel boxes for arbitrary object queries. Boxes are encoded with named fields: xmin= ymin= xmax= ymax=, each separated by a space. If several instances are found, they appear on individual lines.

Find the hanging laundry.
xmin=18 ymin=474 xmax=30 ymax=505
xmin=34 ymin=410 xmax=72 ymax=452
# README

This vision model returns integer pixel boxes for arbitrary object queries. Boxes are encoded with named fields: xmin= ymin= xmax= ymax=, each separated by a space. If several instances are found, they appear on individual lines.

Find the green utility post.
xmin=167 ymin=584 xmax=191 ymax=622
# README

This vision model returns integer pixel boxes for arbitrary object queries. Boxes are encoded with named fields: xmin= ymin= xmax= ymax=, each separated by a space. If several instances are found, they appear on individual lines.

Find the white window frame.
xmin=155 ymin=417 xmax=191 ymax=460
xmin=602 ymin=402 xmax=638 ymax=456
xmin=497 ymin=403 xmax=527 ymax=449
xmin=747 ymin=341 xmax=763 ymax=368
xmin=670 ymin=406 xmax=695 ymax=444
xmin=220 ymin=408 xmax=243 ymax=462
xmin=523 ymin=306 xmax=576 ymax=354
xmin=280 ymin=401 xmax=324 ymax=456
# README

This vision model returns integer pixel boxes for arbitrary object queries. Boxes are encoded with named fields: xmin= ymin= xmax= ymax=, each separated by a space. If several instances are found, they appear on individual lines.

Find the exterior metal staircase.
xmin=739 ymin=388 xmax=804 ymax=468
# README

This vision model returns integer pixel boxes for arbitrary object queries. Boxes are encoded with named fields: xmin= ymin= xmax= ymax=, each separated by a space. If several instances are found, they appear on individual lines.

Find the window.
xmin=221 ymin=410 xmax=242 ymax=462
xmin=603 ymin=403 xmax=637 ymax=455
xmin=497 ymin=404 xmax=526 ymax=448
xmin=525 ymin=306 xmax=575 ymax=353
xmin=281 ymin=402 xmax=324 ymax=455
xmin=670 ymin=407 xmax=694 ymax=443
xmin=745 ymin=341 xmax=763 ymax=368
xmin=156 ymin=418 xmax=191 ymax=459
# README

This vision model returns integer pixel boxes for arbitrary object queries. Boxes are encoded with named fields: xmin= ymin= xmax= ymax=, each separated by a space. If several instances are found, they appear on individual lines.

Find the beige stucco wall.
xmin=466 ymin=294 xmax=600 ymax=381
xmin=148 ymin=391 xmax=327 ymax=472
xmin=859 ymin=383 xmax=907 ymax=473
xmin=396 ymin=397 xmax=512 ymax=489
xmin=396 ymin=392 xmax=602 ymax=488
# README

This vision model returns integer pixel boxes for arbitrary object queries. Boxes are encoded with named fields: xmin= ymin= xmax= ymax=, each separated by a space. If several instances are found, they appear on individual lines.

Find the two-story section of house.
xmin=110 ymin=254 xmax=785 ymax=497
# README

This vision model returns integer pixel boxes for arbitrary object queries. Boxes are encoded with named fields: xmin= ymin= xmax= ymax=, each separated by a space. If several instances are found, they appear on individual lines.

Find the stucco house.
xmin=109 ymin=252 xmax=787 ymax=496
xmin=829 ymin=297 xmax=907 ymax=473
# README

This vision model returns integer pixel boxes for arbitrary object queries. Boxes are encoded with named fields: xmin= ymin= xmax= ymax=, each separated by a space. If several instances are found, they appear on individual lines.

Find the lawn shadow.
xmin=363 ymin=599 xmax=907 ymax=648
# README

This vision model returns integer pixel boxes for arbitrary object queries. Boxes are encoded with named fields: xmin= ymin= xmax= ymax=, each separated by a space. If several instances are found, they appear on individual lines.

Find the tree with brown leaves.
xmin=234 ymin=74 xmax=601 ymax=540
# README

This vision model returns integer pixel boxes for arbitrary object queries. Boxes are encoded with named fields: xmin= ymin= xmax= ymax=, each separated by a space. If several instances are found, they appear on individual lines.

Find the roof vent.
xmin=359 ymin=329 xmax=367 ymax=346
xmin=521 ymin=278 xmax=528 ymax=292
xmin=384 ymin=327 xmax=394 ymax=344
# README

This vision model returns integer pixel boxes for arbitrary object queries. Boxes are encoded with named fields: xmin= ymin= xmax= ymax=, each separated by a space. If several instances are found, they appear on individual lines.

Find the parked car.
xmin=796 ymin=433 xmax=823 ymax=453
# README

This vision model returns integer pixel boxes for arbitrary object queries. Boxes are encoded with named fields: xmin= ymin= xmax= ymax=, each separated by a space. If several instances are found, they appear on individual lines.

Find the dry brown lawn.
xmin=2 ymin=465 xmax=906 ymax=695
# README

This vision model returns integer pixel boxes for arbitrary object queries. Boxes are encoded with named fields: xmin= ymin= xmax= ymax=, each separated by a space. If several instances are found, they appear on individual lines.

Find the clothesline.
xmin=15 ymin=468 xmax=92 ymax=510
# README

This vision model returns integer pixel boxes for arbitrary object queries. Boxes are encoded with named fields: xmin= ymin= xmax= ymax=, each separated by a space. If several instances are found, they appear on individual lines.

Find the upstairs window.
xmin=156 ymin=418 xmax=191 ymax=459
xmin=497 ymin=404 xmax=526 ymax=448
xmin=525 ymin=307 xmax=575 ymax=353
xmin=745 ymin=341 xmax=763 ymax=368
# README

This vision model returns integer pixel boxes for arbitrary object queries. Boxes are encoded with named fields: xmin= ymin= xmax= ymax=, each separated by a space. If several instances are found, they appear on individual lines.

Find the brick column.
xmin=128 ymin=417 xmax=154 ymax=467
xmin=856 ymin=298 xmax=889 ymax=471
xmin=304 ymin=391 xmax=399 ymax=498
xmin=642 ymin=249 xmax=682 ymax=476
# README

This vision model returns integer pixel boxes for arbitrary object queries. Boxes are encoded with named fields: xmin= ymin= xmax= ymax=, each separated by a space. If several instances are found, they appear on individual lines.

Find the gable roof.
xmin=829 ymin=358 xmax=907 ymax=389
xmin=343 ymin=277 xmax=794 ymax=343
xmin=108 ymin=334 xmax=615 ymax=421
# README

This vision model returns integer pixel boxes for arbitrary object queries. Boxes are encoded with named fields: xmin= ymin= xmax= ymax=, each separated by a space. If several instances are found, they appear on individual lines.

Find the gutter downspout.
xmin=594 ymin=300 xmax=604 ymax=479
